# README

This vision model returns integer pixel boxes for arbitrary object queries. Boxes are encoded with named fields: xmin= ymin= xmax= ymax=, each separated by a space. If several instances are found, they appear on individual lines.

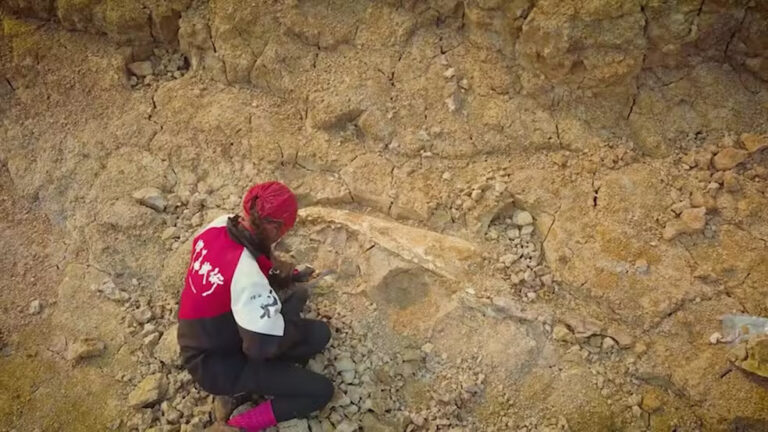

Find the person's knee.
xmin=313 ymin=377 xmax=334 ymax=410
xmin=305 ymin=320 xmax=331 ymax=351
xmin=314 ymin=321 xmax=331 ymax=348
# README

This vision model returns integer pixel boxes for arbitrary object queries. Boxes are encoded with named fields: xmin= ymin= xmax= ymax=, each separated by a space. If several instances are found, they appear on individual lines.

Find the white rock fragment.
xmin=512 ymin=210 xmax=534 ymax=226
xmin=28 ymin=299 xmax=42 ymax=315
xmin=709 ymin=332 xmax=722 ymax=345
xmin=132 ymin=187 xmax=167 ymax=212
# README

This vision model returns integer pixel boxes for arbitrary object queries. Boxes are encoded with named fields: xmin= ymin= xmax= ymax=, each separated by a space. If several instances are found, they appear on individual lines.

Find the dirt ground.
xmin=2 ymin=1 xmax=768 ymax=431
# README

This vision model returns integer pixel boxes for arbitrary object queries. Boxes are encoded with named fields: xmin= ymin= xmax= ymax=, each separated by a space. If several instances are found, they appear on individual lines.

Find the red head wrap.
xmin=242 ymin=182 xmax=298 ymax=236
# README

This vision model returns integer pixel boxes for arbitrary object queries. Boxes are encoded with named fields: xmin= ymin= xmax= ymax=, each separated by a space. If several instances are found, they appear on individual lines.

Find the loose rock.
xmin=740 ymin=133 xmax=768 ymax=153
xmin=128 ymin=61 xmax=154 ymax=77
xmin=133 ymin=187 xmax=167 ymax=212
xmin=335 ymin=356 xmax=356 ymax=372
xmin=601 ymin=337 xmax=618 ymax=351
xmin=640 ymin=388 xmax=663 ymax=413
xmin=27 ymin=299 xmax=42 ymax=315
xmin=143 ymin=332 xmax=161 ymax=348
xmin=712 ymin=148 xmax=749 ymax=171
xmin=279 ymin=419 xmax=311 ymax=432
xmin=154 ymin=324 xmax=181 ymax=365
xmin=512 ymin=210 xmax=534 ymax=226
xmin=96 ymin=278 xmax=130 ymax=302
xmin=709 ymin=332 xmax=722 ymax=345
xmin=133 ymin=306 xmax=154 ymax=324
xmin=553 ymin=325 xmax=575 ymax=343
xmin=128 ymin=374 xmax=167 ymax=408
xmin=335 ymin=420 xmax=358 ymax=432
xmin=66 ymin=337 xmax=106 ymax=361
xmin=662 ymin=207 xmax=706 ymax=240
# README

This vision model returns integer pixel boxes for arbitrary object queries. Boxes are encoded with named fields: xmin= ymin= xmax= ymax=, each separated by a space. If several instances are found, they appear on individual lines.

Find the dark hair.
xmin=226 ymin=213 xmax=293 ymax=290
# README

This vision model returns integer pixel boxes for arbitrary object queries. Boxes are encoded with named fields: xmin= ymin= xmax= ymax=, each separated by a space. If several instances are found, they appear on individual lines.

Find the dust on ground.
xmin=2 ymin=1 xmax=768 ymax=432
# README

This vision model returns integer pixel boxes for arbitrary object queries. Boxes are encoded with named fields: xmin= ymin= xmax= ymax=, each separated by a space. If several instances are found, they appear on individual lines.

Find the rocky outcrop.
xmin=4 ymin=1 xmax=767 ymax=155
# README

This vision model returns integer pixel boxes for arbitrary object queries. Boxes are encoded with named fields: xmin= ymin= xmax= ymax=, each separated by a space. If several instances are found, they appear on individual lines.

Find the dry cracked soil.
xmin=1 ymin=1 xmax=768 ymax=431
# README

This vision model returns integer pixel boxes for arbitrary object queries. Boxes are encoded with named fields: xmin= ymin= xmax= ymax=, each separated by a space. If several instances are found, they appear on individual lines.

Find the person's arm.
xmin=231 ymin=278 xmax=306 ymax=360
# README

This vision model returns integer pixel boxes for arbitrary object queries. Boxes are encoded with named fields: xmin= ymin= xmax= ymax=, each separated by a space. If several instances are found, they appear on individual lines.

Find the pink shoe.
xmin=227 ymin=400 xmax=278 ymax=431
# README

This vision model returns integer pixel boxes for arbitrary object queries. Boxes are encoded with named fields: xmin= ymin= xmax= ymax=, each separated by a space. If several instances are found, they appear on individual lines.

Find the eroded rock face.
xmin=4 ymin=0 xmax=768 ymax=155
xmin=3 ymin=1 xmax=768 ymax=430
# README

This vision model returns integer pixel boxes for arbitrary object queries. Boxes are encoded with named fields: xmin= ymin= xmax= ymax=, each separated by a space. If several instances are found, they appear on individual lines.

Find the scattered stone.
xmin=143 ymin=332 xmax=161 ymax=348
xmin=712 ymin=148 xmax=749 ymax=171
xmin=723 ymin=171 xmax=740 ymax=192
xmin=133 ymin=187 xmax=167 ymax=212
xmin=27 ymin=299 xmax=42 ymax=315
xmin=66 ymin=337 xmax=106 ymax=361
xmin=471 ymin=189 xmax=483 ymax=201
xmin=205 ymin=423 xmax=239 ymax=432
xmin=162 ymin=227 xmax=180 ymax=240
xmin=335 ymin=356 xmax=355 ymax=372
xmin=335 ymin=420 xmax=358 ymax=432
xmin=736 ymin=338 xmax=768 ymax=377
xmin=740 ymin=133 xmax=768 ymax=153
xmin=553 ymin=325 xmax=575 ymax=343
xmin=128 ymin=374 xmax=167 ymax=408
xmin=360 ymin=413 xmax=392 ymax=432
xmin=512 ymin=210 xmax=534 ymax=226
xmin=728 ymin=343 xmax=748 ymax=362
xmin=640 ymin=388 xmax=663 ymax=413
xmin=96 ymin=278 xmax=130 ymax=302
xmin=608 ymin=328 xmax=634 ymax=349
xmin=633 ymin=342 xmax=648 ymax=355
xmin=279 ymin=419 xmax=310 ymax=432
xmin=458 ymin=78 xmax=470 ymax=90
xmin=601 ymin=337 xmax=618 ymax=351
xmin=308 ymin=419 xmax=323 ymax=432
xmin=133 ymin=307 xmax=154 ymax=324
xmin=443 ymin=67 xmax=456 ymax=79
xmin=410 ymin=413 xmax=425 ymax=427
xmin=128 ymin=61 xmax=154 ymax=77
xmin=709 ymin=332 xmax=722 ymax=345
xmin=520 ymin=225 xmax=535 ymax=236
xmin=421 ymin=343 xmax=434 ymax=354
xmin=140 ymin=323 xmax=158 ymax=338
xmin=49 ymin=334 xmax=67 ymax=354
xmin=163 ymin=403 xmax=183 ymax=424
xmin=213 ymin=396 xmax=238 ymax=422
xmin=499 ymin=253 xmax=521 ymax=266
xmin=402 ymin=349 xmax=423 ymax=362
xmin=669 ymin=200 xmax=690 ymax=215
xmin=690 ymin=191 xmax=716 ymax=210
xmin=662 ymin=207 xmax=706 ymax=240
xmin=634 ymin=259 xmax=649 ymax=275
xmin=154 ymin=324 xmax=180 ymax=365
xmin=341 ymin=370 xmax=356 ymax=384
xmin=627 ymin=394 xmax=643 ymax=407
xmin=445 ymin=91 xmax=460 ymax=113
xmin=588 ymin=335 xmax=603 ymax=348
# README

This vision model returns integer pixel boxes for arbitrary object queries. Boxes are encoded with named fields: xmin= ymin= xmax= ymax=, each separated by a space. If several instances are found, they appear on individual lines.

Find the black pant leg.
xmin=235 ymin=360 xmax=334 ymax=422
xmin=278 ymin=319 xmax=331 ymax=364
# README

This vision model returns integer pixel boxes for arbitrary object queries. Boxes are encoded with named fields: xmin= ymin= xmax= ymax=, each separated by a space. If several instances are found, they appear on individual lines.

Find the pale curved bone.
xmin=299 ymin=207 xmax=479 ymax=281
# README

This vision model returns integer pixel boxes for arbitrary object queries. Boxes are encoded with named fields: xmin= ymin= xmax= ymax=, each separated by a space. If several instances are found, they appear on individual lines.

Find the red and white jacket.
xmin=177 ymin=216 xmax=303 ymax=374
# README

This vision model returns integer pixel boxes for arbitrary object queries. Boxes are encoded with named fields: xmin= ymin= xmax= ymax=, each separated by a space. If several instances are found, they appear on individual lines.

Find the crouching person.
xmin=177 ymin=182 xmax=333 ymax=430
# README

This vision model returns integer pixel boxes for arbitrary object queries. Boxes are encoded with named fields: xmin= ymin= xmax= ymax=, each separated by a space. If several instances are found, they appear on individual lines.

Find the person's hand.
xmin=292 ymin=264 xmax=315 ymax=283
